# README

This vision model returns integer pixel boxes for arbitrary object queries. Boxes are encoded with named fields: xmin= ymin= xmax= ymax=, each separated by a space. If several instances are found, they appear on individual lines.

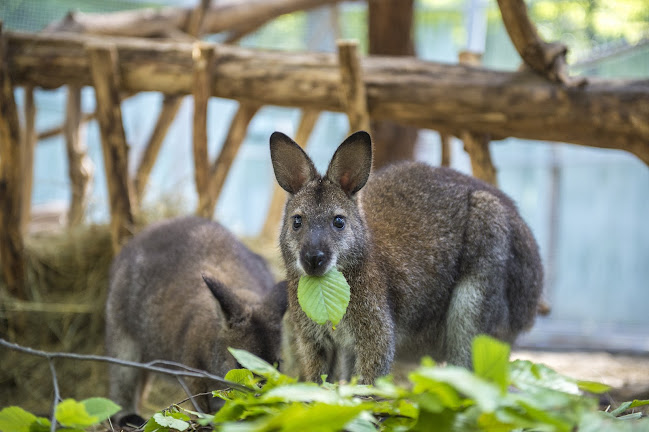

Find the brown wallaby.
xmin=105 ymin=216 xmax=287 ymax=417
xmin=270 ymin=131 xmax=543 ymax=384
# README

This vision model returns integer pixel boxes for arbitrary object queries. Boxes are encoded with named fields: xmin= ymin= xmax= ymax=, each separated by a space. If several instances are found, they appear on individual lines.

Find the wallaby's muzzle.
xmin=300 ymin=247 xmax=330 ymax=276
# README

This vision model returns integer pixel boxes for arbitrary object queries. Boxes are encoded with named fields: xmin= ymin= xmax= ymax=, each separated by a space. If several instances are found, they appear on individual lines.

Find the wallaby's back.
xmin=361 ymin=162 xmax=542 ymax=360
xmin=106 ymin=216 xmax=284 ymax=417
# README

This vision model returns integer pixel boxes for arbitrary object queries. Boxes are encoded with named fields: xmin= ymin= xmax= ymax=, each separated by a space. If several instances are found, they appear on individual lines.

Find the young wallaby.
xmin=105 ymin=216 xmax=287 ymax=418
xmin=270 ymin=131 xmax=543 ymax=384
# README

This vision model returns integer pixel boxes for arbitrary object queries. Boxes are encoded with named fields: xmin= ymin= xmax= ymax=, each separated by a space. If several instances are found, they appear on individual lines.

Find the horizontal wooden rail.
xmin=6 ymin=31 xmax=649 ymax=165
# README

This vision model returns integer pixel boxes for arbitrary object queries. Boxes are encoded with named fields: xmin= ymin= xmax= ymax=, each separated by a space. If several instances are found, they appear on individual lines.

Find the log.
xmin=193 ymin=43 xmax=214 ymax=218
xmin=46 ymin=0 xmax=344 ymax=38
xmin=0 ymin=24 xmax=26 ymax=299
xmin=6 ymin=31 xmax=649 ymax=165
xmin=21 ymin=86 xmax=36 ymax=233
xmin=64 ymin=86 xmax=93 ymax=226
xmin=198 ymin=103 xmax=261 ymax=217
xmin=337 ymin=40 xmax=370 ymax=133
xmin=261 ymin=108 xmax=320 ymax=240
xmin=86 ymin=42 xmax=134 ymax=252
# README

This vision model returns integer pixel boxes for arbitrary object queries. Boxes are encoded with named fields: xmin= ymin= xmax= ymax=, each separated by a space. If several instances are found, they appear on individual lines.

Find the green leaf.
xmin=28 ymin=416 xmax=51 ymax=432
xmin=472 ymin=335 xmax=510 ymax=393
xmin=298 ymin=268 xmax=350 ymax=327
xmin=577 ymin=380 xmax=611 ymax=394
xmin=155 ymin=412 xmax=190 ymax=430
xmin=0 ymin=407 xmax=50 ymax=432
xmin=610 ymin=401 xmax=631 ymax=417
xmin=224 ymin=369 xmax=258 ymax=389
xmin=256 ymin=403 xmax=367 ymax=432
xmin=343 ymin=411 xmax=377 ymax=432
xmin=212 ymin=401 xmax=247 ymax=424
xmin=261 ymin=383 xmax=341 ymax=404
xmin=408 ymin=371 xmax=463 ymax=411
xmin=414 ymin=366 xmax=501 ymax=412
xmin=80 ymin=398 xmax=121 ymax=423
xmin=510 ymin=360 xmax=581 ymax=395
xmin=217 ymin=369 xmax=260 ymax=400
xmin=629 ymin=399 xmax=649 ymax=409
xmin=227 ymin=348 xmax=286 ymax=384
xmin=55 ymin=399 xmax=99 ymax=429
xmin=410 ymin=408 xmax=456 ymax=432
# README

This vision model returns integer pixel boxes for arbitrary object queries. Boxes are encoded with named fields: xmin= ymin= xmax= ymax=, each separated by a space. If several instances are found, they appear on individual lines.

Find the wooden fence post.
xmin=21 ymin=86 xmax=36 ymax=233
xmin=459 ymin=51 xmax=498 ymax=186
xmin=133 ymin=0 xmax=211 ymax=206
xmin=193 ymin=42 xmax=214 ymax=218
xmin=65 ymin=85 xmax=93 ymax=226
xmin=440 ymin=133 xmax=451 ymax=167
xmin=86 ymin=42 xmax=134 ymax=252
xmin=337 ymin=40 xmax=370 ymax=134
xmin=0 ymin=23 xmax=26 ymax=299
xmin=197 ymin=103 xmax=260 ymax=218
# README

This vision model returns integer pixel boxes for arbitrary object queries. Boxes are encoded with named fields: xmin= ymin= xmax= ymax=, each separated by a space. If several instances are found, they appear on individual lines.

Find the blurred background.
xmin=1 ymin=0 xmax=648 ymax=407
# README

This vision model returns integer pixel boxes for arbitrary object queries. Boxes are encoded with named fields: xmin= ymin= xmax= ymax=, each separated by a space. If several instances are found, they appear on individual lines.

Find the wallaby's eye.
xmin=333 ymin=215 xmax=345 ymax=230
xmin=293 ymin=215 xmax=302 ymax=230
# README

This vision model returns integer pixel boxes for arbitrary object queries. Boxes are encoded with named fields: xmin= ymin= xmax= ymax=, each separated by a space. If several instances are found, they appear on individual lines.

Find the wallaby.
xmin=105 ymin=216 xmax=287 ymax=418
xmin=270 ymin=131 xmax=543 ymax=384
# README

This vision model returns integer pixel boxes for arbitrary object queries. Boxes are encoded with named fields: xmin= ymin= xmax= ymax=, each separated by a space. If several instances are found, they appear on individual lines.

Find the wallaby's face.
xmin=270 ymin=132 xmax=373 ymax=277
xmin=203 ymin=277 xmax=288 ymax=370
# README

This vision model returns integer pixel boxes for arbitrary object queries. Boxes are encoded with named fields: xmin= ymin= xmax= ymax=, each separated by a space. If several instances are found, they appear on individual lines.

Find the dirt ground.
xmin=512 ymin=349 xmax=649 ymax=408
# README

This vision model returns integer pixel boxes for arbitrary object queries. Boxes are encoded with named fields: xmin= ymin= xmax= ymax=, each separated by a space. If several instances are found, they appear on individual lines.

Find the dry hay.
xmin=0 ymin=224 xmax=114 ymax=412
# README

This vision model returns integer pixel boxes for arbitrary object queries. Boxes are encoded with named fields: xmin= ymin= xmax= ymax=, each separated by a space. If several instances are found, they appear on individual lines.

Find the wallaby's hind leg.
xmin=444 ymin=191 xmax=511 ymax=368
xmin=106 ymin=325 xmax=145 ymax=415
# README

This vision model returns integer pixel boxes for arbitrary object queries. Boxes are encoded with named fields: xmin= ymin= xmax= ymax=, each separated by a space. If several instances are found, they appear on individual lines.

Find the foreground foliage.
xmin=1 ymin=336 xmax=648 ymax=432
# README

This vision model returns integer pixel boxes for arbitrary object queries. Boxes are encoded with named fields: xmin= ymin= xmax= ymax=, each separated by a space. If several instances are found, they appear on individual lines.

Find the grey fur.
xmin=105 ymin=216 xmax=287 ymax=415
xmin=270 ymin=131 xmax=543 ymax=384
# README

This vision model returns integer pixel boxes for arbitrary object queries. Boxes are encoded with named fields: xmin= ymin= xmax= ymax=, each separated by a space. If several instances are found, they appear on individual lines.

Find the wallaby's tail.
xmin=506 ymin=217 xmax=544 ymax=334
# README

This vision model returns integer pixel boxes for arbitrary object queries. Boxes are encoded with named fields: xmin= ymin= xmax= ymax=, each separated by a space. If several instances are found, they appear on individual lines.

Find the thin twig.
xmin=48 ymin=359 xmax=60 ymax=432
xmin=176 ymin=376 xmax=204 ymax=414
xmin=0 ymin=338 xmax=253 ymax=393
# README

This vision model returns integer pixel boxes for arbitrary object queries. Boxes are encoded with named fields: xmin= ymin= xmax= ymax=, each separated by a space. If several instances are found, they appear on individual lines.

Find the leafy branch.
xmin=2 ymin=337 xmax=649 ymax=432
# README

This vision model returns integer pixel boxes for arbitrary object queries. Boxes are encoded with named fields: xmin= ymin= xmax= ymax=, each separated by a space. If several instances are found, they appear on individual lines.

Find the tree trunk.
xmin=368 ymin=0 xmax=418 ymax=169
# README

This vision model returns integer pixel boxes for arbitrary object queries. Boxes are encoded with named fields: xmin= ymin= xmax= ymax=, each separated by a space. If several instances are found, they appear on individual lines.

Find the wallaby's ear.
xmin=203 ymin=274 xmax=245 ymax=324
xmin=265 ymin=280 xmax=288 ymax=317
xmin=270 ymin=132 xmax=317 ymax=194
xmin=326 ymin=131 xmax=372 ymax=196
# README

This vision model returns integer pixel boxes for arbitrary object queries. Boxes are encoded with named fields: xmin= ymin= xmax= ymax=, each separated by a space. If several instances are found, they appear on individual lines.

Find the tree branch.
xmin=45 ymin=0 xmax=345 ymax=38
xmin=496 ymin=0 xmax=585 ymax=86
xmin=0 ymin=338 xmax=252 ymax=393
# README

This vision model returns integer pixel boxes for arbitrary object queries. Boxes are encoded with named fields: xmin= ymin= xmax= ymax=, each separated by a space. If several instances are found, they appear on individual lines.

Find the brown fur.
xmin=105 ymin=216 xmax=287 ymax=416
xmin=270 ymin=131 xmax=543 ymax=383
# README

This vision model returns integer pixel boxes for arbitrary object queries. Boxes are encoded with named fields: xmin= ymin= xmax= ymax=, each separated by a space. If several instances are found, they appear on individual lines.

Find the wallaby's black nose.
xmin=302 ymin=249 xmax=327 ymax=274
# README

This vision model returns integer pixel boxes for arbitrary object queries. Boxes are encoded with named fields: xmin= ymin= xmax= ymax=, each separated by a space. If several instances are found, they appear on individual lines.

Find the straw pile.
xmin=0 ymin=224 xmax=114 ymax=412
